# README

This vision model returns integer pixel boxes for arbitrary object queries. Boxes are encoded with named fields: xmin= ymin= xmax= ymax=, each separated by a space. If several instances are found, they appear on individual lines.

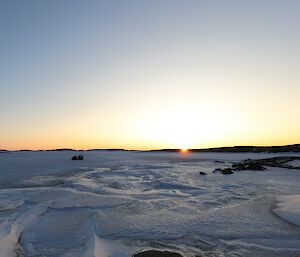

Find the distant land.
xmin=1 ymin=144 xmax=300 ymax=153
xmin=149 ymin=144 xmax=300 ymax=153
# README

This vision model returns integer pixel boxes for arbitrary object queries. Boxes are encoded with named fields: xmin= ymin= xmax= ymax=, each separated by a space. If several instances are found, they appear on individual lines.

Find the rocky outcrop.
xmin=221 ymin=168 xmax=234 ymax=175
xmin=71 ymin=155 xmax=84 ymax=160
xmin=213 ymin=156 xmax=300 ymax=174
xmin=133 ymin=250 xmax=183 ymax=257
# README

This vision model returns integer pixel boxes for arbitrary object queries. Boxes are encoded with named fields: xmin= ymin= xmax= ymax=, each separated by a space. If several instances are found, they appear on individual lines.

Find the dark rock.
xmin=133 ymin=250 xmax=183 ymax=257
xmin=78 ymin=155 xmax=84 ymax=160
xmin=71 ymin=156 xmax=78 ymax=160
xmin=232 ymin=162 xmax=265 ymax=171
xmin=246 ymin=163 xmax=265 ymax=170
xmin=199 ymin=172 xmax=207 ymax=175
xmin=221 ymin=168 xmax=234 ymax=175
xmin=214 ymin=160 xmax=224 ymax=163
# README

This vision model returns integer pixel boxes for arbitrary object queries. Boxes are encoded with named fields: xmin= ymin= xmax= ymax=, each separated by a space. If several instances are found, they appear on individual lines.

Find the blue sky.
xmin=1 ymin=1 xmax=300 ymax=149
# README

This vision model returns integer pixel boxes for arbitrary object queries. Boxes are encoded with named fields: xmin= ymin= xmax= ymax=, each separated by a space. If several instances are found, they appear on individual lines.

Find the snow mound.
xmin=273 ymin=195 xmax=300 ymax=226
xmin=287 ymin=160 xmax=300 ymax=168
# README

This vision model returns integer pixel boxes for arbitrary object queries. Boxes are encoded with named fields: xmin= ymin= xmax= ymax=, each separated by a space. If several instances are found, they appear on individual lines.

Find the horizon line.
xmin=1 ymin=143 xmax=300 ymax=152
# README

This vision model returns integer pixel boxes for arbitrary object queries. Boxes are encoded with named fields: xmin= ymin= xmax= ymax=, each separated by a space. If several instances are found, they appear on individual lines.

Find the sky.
xmin=1 ymin=0 xmax=300 ymax=150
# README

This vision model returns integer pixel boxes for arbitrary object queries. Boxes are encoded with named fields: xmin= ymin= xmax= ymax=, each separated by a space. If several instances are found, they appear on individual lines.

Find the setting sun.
xmin=180 ymin=148 xmax=189 ymax=153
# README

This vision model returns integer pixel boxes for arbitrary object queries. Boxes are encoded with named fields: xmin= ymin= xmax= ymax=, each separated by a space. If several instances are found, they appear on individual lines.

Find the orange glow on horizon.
xmin=180 ymin=148 xmax=189 ymax=153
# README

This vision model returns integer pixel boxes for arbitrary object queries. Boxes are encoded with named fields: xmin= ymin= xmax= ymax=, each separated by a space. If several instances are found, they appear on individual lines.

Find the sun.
xmin=180 ymin=148 xmax=189 ymax=153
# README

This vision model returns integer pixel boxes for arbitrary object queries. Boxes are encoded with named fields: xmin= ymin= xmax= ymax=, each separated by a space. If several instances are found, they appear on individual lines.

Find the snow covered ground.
xmin=274 ymin=195 xmax=300 ymax=226
xmin=0 ymin=151 xmax=300 ymax=257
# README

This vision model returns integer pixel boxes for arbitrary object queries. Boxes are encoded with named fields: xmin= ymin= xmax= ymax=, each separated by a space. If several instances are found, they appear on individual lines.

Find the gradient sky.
xmin=1 ymin=0 xmax=300 ymax=150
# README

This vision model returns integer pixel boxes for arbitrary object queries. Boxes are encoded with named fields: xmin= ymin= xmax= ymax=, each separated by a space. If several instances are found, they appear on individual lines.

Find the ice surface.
xmin=0 ymin=151 xmax=300 ymax=257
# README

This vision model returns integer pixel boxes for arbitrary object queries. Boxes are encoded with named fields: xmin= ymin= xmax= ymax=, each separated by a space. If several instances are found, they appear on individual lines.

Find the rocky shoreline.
xmin=213 ymin=156 xmax=300 ymax=174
